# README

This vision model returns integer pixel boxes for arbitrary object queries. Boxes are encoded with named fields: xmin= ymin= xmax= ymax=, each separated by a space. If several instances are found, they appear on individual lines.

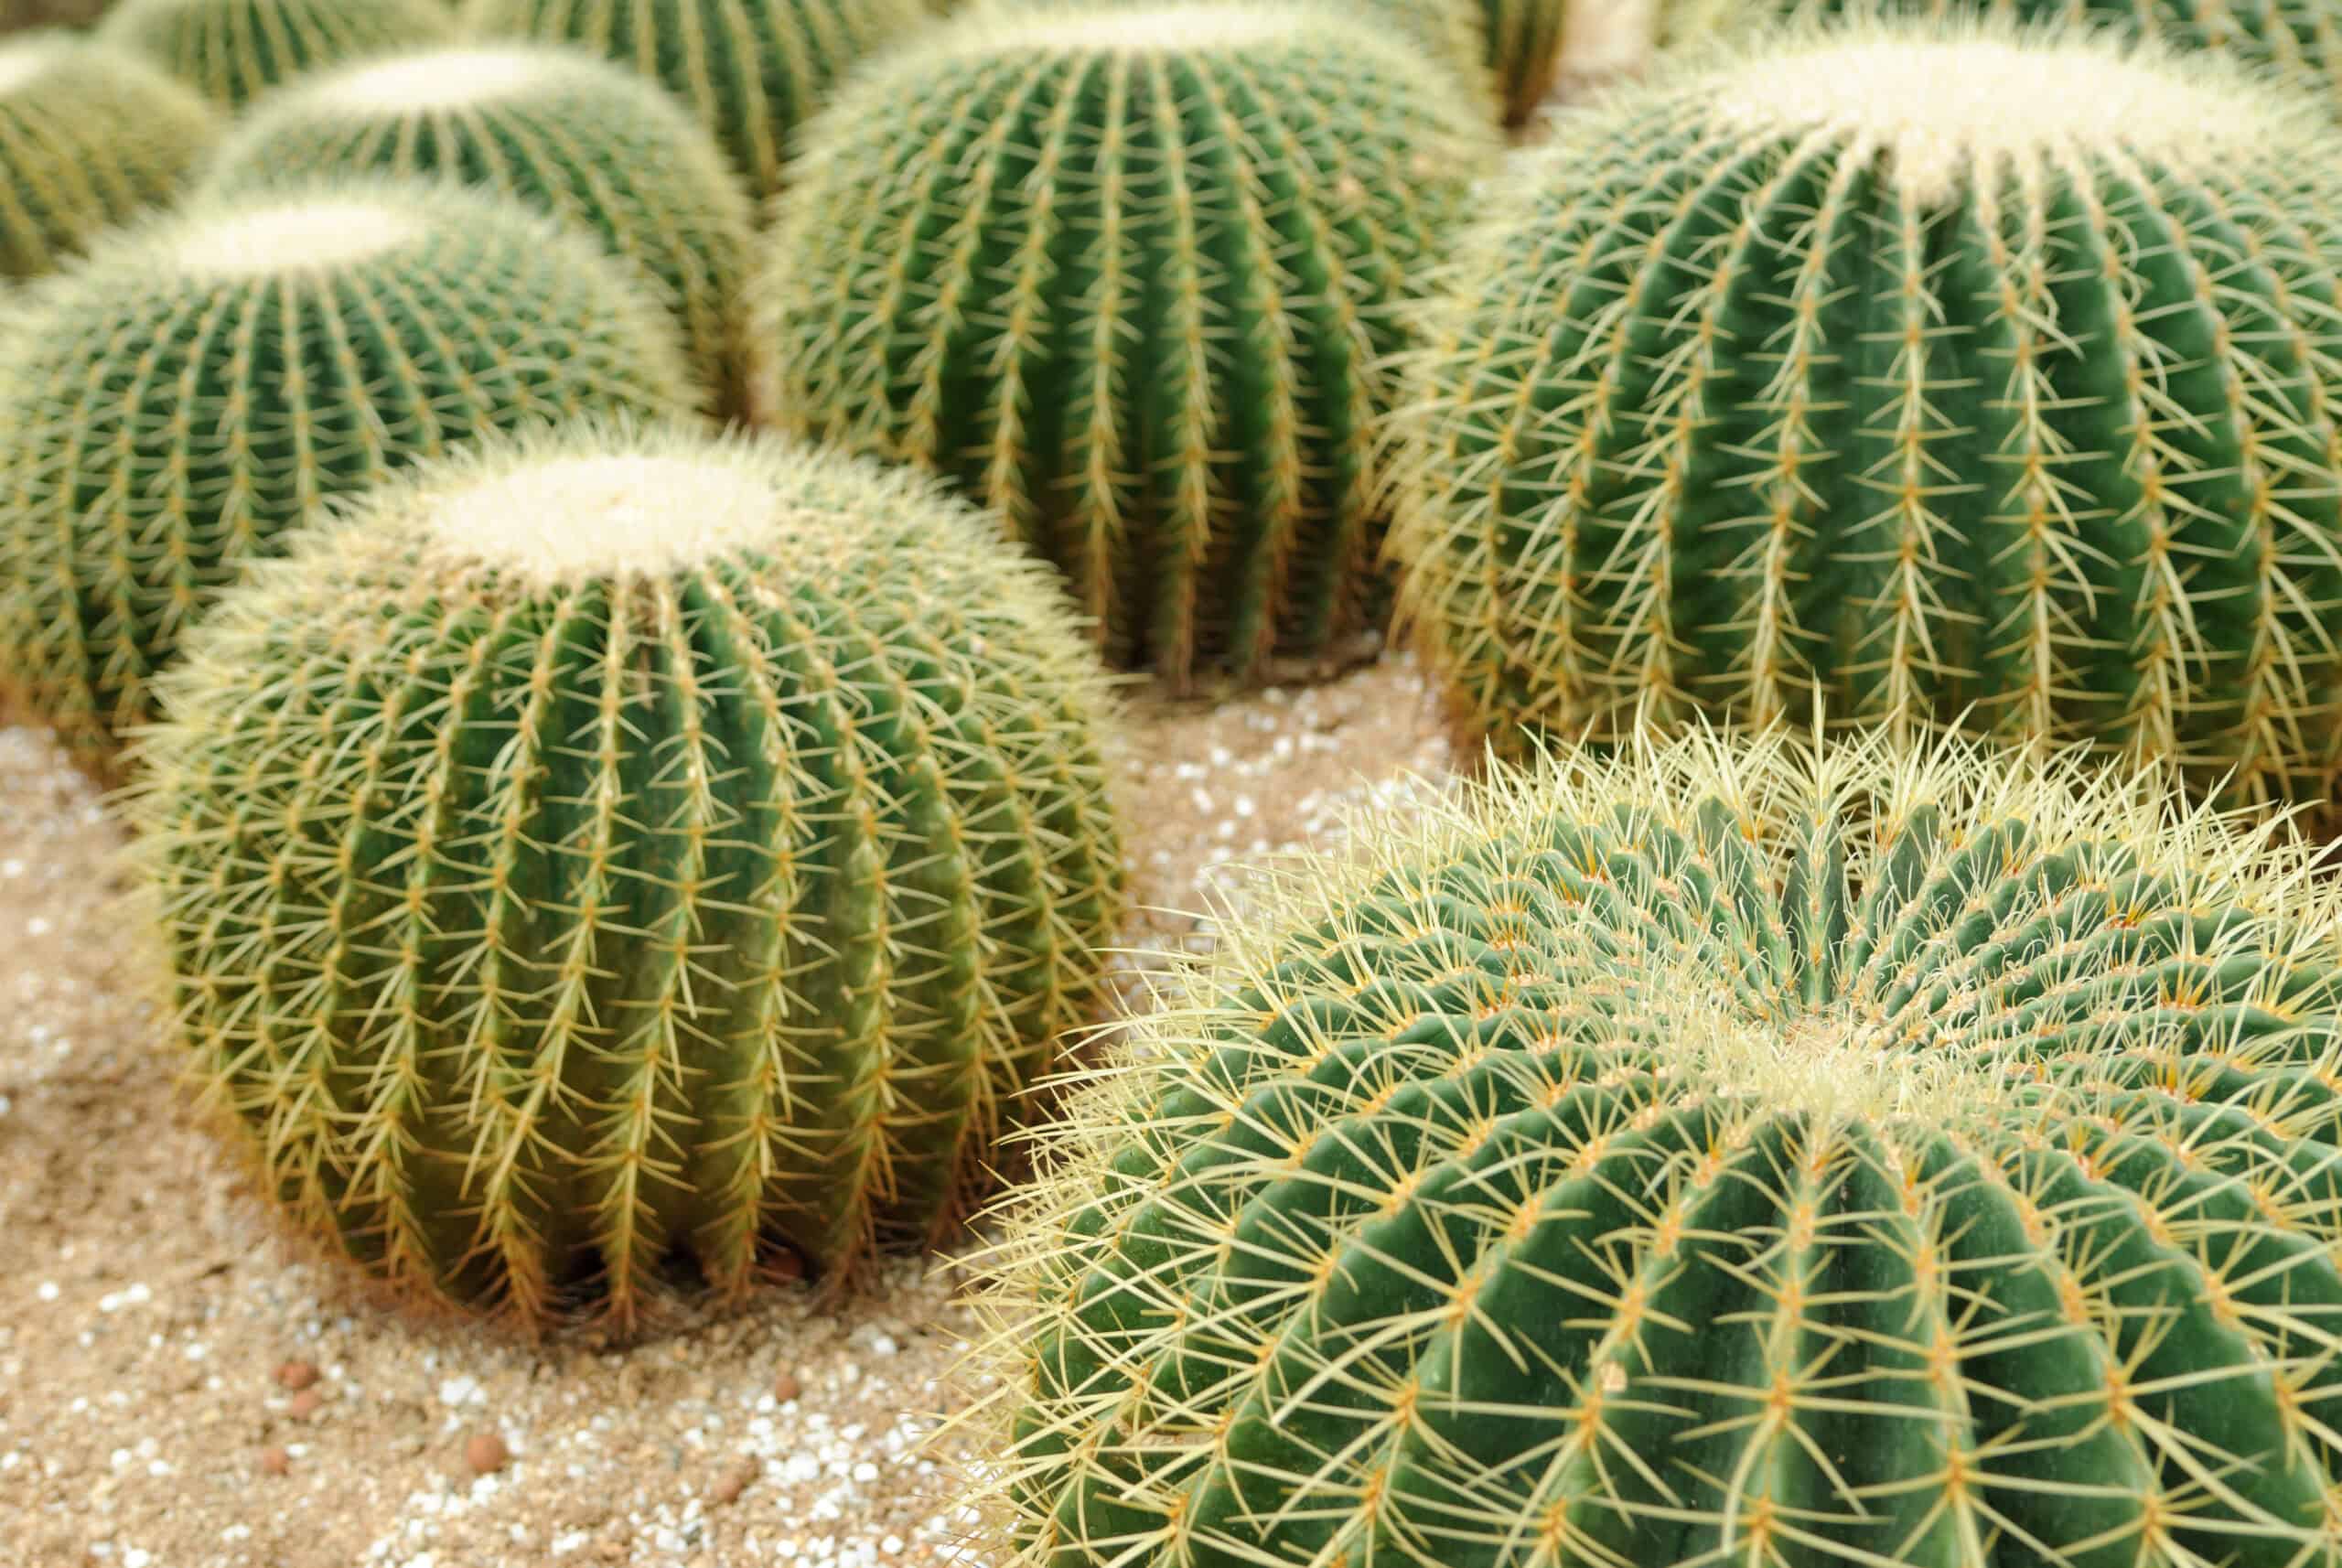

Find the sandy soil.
xmin=0 ymin=652 xmax=1456 ymax=1568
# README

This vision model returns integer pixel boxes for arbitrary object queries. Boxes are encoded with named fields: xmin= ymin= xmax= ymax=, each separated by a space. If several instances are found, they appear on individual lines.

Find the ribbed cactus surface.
xmin=0 ymin=32 xmax=221 ymax=279
xmin=1479 ymin=0 xmax=1565 ymax=122
xmin=97 ymin=0 xmax=455 ymax=106
xmin=0 ymin=180 xmax=689 ymax=767
xmin=200 ymin=45 xmax=756 ymax=411
xmin=757 ymin=2 xmax=1495 ymax=686
xmin=128 ymin=423 xmax=1126 ymax=1326
xmin=461 ymin=0 xmax=924 ymax=199
xmin=965 ymin=725 xmax=2342 ymax=1568
xmin=1660 ymin=0 xmax=2342 ymax=98
xmin=1392 ymin=20 xmax=2342 ymax=811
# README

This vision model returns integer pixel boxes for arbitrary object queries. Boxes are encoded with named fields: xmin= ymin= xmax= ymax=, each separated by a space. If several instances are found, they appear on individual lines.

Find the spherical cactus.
xmin=756 ymin=2 xmax=1498 ymax=688
xmin=1659 ymin=0 xmax=2342 ymax=100
xmin=1391 ymin=18 xmax=2342 ymax=812
xmin=0 ymin=31 xmax=222 ymax=280
xmin=1479 ymin=0 xmax=1567 ymax=123
xmin=125 ymin=420 xmax=1127 ymax=1327
xmin=198 ymin=45 xmax=757 ymax=413
xmin=460 ymin=0 xmax=925 ymax=199
xmin=0 ymin=179 xmax=691 ymax=767
xmin=962 ymin=724 xmax=2342 ymax=1568
xmin=96 ymin=0 xmax=455 ymax=106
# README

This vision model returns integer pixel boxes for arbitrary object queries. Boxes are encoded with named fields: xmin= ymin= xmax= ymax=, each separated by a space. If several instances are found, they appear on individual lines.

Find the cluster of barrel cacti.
xmin=11 ymin=0 xmax=2342 ymax=1562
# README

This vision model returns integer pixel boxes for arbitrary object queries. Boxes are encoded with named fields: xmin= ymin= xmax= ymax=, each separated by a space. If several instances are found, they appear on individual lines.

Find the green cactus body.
xmin=199 ymin=45 xmax=757 ymax=413
xmin=0 ymin=32 xmax=222 ymax=279
xmin=757 ymin=2 xmax=1497 ymax=687
xmin=966 ymin=725 xmax=2342 ymax=1568
xmin=1479 ymin=0 xmax=1566 ymax=122
xmin=127 ymin=422 xmax=1126 ymax=1326
xmin=1660 ymin=0 xmax=2342 ymax=99
xmin=96 ymin=0 xmax=455 ymax=106
xmin=460 ymin=0 xmax=925 ymax=199
xmin=1391 ymin=20 xmax=2342 ymax=811
xmin=0 ymin=180 xmax=690 ymax=766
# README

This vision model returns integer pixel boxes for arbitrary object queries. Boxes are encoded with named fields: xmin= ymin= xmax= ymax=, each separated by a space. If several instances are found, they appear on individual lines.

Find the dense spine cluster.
xmin=128 ymin=424 xmax=1127 ymax=1326
xmin=963 ymin=725 xmax=2342 ymax=1568
xmin=460 ymin=0 xmax=925 ymax=198
xmin=200 ymin=46 xmax=757 ymax=411
xmin=0 ymin=180 xmax=689 ymax=765
xmin=0 ymin=32 xmax=222 ymax=279
xmin=757 ymin=2 xmax=1496 ymax=686
xmin=1391 ymin=21 xmax=2342 ymax=810
xmin=97 ymin=0 xmax=455 ymax=106
xmin=1660 ymin=0 xmax=2342 ymax=99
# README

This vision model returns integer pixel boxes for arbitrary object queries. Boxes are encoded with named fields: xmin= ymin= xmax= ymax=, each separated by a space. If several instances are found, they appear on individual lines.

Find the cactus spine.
xmin=96 ymin=0 xmax=455 ymax=106
xmin=757 ymin=2 xmax=1497 ymax=686
xmin=460 ymin=0 xmax=925 ymax=199
xmin=200 ymin=45 xmax=757 ymax=413
xmin=128 ymin=422 xmax=1126 ymax=1327
xmin=0 ymin=180 xmax=691 ymax=766
xmin=964 ymin=725 xmax=2342 ymax=1568
xmin=0 ymin=32 xmax=222 ymax=279
xmin=1479 ymin=0 xmax=1566 ymax=123
xmin=1391 ymin=19 xmax=2342 ymax=811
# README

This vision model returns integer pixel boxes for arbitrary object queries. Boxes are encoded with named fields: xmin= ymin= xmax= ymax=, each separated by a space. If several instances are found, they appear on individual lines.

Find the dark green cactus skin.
xmin=0 ymin=181 xmax=691 ymax=766
xmin=757 ymin=4 xmax=1496 ymax=687
xmin=977 ymin=731 xmax=2342 ymax=1567
xmin=1661 ymin=0 xmax=2342 ymax=97
xmin=127 ymin=424 xmax=1127 ymax=1327
xmin=1391 ymin=25 xmax=2342 ymax=811
xmin=0 ymin=33 xmax=222 ymax=280
xmin=1480 ymin=0 xmax=1566 ymax=123
xmin=459 ymin=0 xmax=926 ymax=199
xmin=199 ymin=46 xmax=757 ymax=413
xmin=96 ymin=0 xmax=455 ymax=106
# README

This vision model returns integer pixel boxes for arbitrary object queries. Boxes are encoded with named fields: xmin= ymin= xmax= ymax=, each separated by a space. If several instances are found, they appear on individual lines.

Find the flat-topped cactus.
xmin=126 ymin=420 xmax=1127 ymax=1328
xmin=0 ymin=31 xmax=222 ymax=279
xmin=1391 ymin=17 xmax=2342 ymax=811
xmin=199 ymin=45 xmax=756 ymax=412
xmin=0 ymin=179 xmax=689 ymax=767
xmin=461 ymin=0 xmax=925 ymax=199
xmin=757 ymin=1 xmax=1497 ymax=687
xmin=1659 ymin=0 xmax=2342 ymax=101
xmin=962 ymin=724 xmax=2342 ymax=1568
xmin=97 ymin=0 xmax=454 ymax=106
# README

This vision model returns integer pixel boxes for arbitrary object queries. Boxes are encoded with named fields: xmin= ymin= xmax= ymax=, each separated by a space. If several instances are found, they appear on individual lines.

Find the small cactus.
xmin=96 ymin=0 xmax=455 ymax=106
xmin=0 ymin=31 xmax=222 ymax=280
xmin=0 ymin=179 xmax=690 ymax=766
xmin=461 ymin=0 xmax=925 ymax=199
xmin=757 ymin=1 xmax=1497 ymax=687
xmin=962 ymin=724 xmax=2342 ymax=1568
xmin=199 ymin=45 xmax=757 ymax=412
xmin=1660 ymin=0 xmax=2342 ymax=100
xmin=1478 ymin=0 xmax=1567 ymax=123
xmin=126 ymin=420 xmax=1126 ymax=1327
xmin=1391 ymin=17 xmax=2342 ymax=811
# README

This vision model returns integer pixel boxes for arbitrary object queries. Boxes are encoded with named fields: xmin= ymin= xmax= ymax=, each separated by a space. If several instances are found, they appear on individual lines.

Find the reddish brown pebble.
xmin=769 ymin=1250 xmax=805 ymax=1283
xmin=771 ymin=1370 xmax=802 ymax=1403
xmin=286 ymin=1388 xmax=323 ymax=1421
xmin=465 ymin=1432 xmax=510 ymax=1476
xmin=709 ymin=1458 xmax=757 ymax=1506
xmin=258 ymin=1445 xmax=291 ymax=1477
xmin=274 ymin=1359 xmax=318 ymax=1391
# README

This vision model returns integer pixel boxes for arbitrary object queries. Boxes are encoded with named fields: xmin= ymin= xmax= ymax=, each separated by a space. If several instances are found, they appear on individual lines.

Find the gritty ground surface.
xmin=0 ymin=653 xmax=1456 ymax=1568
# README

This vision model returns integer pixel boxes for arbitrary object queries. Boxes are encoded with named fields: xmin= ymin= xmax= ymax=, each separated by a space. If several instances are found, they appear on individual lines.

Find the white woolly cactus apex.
xmin=756 ymin=0 xmax=1498 ymax=688
xmin=124 ymin=418 xmax=1128 ymax=1329
xmin=0 ymin=31 xmax=223 ymax=279
xmin=0 ymin=177 xmax=691 ymax=768
xmin=97 ymin=0 xmax=455 ymax=106
xmin=956 ymin=721 xmax=2342 ymax=1567
xmin=198 ymin=43 xmax=757 ymax=413
xmin=1390 ymin=13 xmax=2342 ymax=814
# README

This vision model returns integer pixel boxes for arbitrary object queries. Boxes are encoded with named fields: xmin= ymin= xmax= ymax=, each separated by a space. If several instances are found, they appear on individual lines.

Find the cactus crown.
xmin=959 ymin=724 xmax=2342 ymax=1566
xmin=306 ymin=43 xmax=555 ymax=110
xmin=166 ymin=194 xmax=424 ymax=275
xmin=127 ymin=419 xmax=1126 ymax=1327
